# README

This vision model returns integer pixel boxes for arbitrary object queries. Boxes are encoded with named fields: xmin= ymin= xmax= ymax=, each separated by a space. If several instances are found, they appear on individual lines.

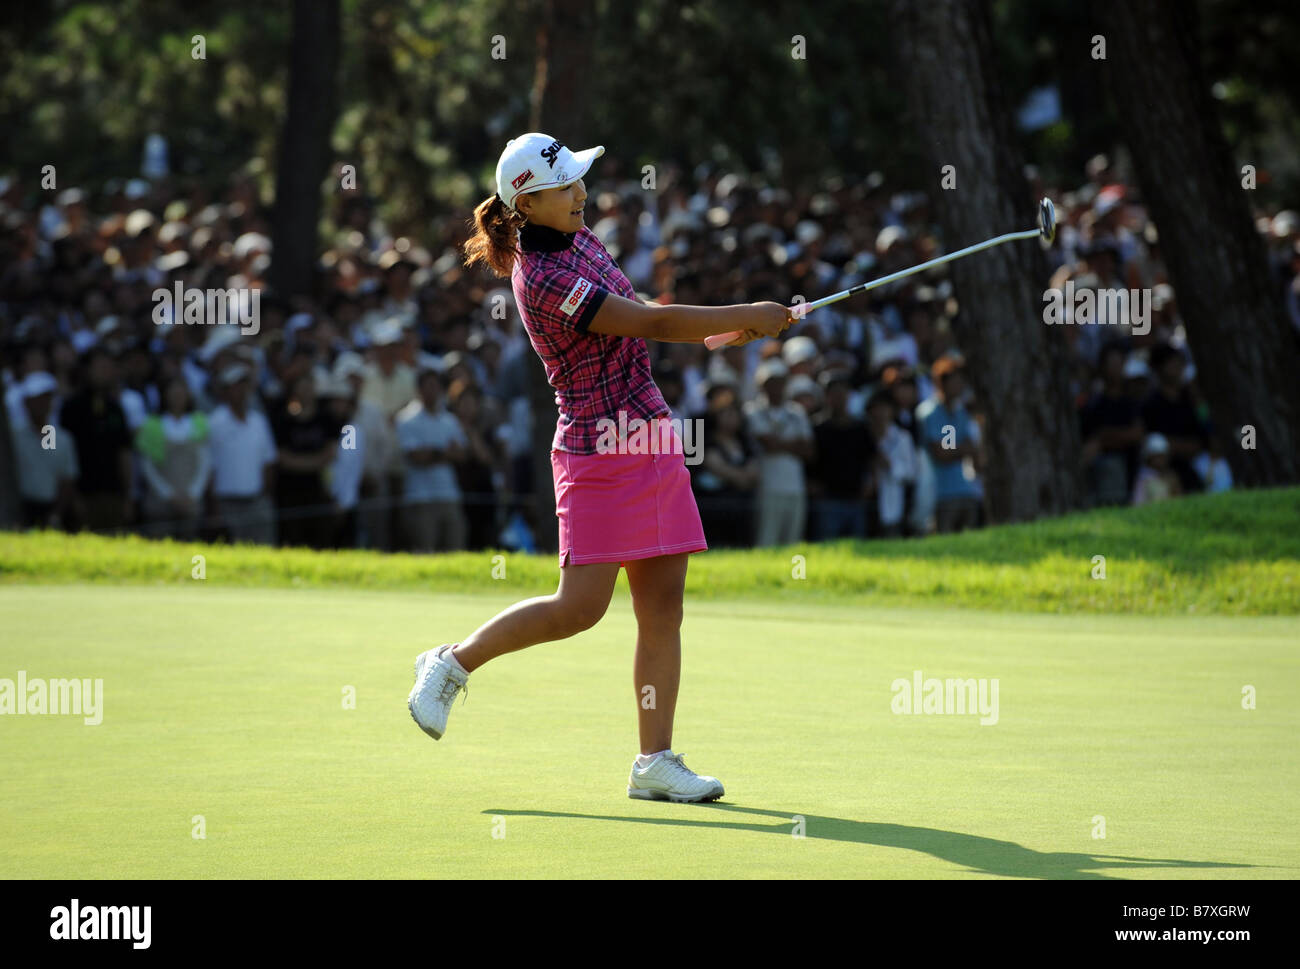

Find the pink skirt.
xmin=551 ymin=420 xmax=708 ymax=567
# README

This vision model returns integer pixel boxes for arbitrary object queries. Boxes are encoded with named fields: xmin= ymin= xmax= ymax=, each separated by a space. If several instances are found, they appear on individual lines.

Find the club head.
xmin=1039 ymin=197 xmax=1057 ymax=244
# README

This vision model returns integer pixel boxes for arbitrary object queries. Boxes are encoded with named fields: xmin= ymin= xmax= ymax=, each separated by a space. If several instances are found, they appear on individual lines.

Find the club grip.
xmin=704 ymin=303 xmax=808 ymax=350
xmin=704 ymin=331 xmax=741 ymax=350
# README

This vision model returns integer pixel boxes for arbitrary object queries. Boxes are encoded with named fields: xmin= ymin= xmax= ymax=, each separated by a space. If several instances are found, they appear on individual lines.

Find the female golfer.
xmin=408 ymin=133 xmax=790 ymax=802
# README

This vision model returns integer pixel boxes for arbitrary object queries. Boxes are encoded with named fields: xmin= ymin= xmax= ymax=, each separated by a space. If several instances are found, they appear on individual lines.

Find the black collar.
xmin=519 ymin=222 xmax=577 ymax=254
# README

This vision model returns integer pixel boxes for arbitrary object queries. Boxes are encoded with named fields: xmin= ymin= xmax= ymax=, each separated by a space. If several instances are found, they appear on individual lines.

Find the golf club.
xmin=704 ymin=197 xmax=1057 ymax=349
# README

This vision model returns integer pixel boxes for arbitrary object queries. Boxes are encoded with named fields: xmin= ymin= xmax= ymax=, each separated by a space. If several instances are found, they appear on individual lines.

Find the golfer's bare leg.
xmin=624 ymin=552 xmax=688 ymax=755
xmin=452 ymin=561 xmax=620 ymax=673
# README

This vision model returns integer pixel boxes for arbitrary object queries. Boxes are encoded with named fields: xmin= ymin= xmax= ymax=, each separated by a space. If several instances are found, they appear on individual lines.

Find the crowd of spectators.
xmin=2 ymin=151 xmax=1297 ymax=550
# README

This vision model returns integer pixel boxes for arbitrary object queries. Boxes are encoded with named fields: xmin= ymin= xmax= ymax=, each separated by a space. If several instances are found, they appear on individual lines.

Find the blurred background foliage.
xmin=2 ymin=0 xmax=1296 ymax=240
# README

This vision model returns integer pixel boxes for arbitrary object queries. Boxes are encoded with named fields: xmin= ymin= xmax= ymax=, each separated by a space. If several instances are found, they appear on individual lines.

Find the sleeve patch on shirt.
xmin=560 ymin=277 xmax=593 ymax=317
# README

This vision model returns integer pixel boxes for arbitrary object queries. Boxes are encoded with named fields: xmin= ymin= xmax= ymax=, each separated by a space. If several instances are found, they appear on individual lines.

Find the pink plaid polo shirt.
xmin=511 ymin=222 xmax=669 ymax=454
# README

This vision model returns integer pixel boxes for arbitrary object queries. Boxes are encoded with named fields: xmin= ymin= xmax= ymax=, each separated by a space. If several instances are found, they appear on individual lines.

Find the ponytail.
xmin=463 ymin=193 xmax=526 ymax=278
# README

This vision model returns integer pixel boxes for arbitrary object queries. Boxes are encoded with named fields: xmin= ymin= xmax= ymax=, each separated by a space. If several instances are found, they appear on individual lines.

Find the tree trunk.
xmin=525 ymin=0 xmax=596 ymax=554
xmin=270 ymin=0 xmax=341 ymax=299
xmin=890 ymin=0 xmax=1083 ymax=522
xmin=1096 ymin=0 xmax=1300 ymax=485
xmin=529 ymin=0 xmax=594 ymax=137
xmin=0 ymin=418 xmax=19 ymax=528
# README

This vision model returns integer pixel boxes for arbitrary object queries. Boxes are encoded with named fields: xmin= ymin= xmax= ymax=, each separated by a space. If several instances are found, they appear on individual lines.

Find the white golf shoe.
xmin=627 ymin=751 xmax=725 ymax=803
xmin=408 ymin=644 xmax=469 ymax=740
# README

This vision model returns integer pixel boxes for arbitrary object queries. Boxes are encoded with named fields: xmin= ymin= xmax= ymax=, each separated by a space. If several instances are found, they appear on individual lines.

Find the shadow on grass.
xmin=485 ymin=804 xmax=1253 ymax=879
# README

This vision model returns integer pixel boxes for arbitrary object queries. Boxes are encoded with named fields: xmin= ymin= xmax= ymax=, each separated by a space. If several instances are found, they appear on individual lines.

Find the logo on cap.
xmin=541 ymin=140 xmax=564 ymax=168
xmin=511 ymin=169 xmax=534 ymax=190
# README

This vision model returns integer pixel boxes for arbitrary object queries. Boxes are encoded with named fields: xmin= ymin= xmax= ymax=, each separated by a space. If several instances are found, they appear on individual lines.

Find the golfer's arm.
xmin=589 ymin=292 xmax=754 ymax=343
xmin=635 ymin=297 xmax=703 ymax=344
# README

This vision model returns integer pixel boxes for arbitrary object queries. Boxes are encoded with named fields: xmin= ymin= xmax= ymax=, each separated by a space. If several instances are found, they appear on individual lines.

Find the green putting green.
xmin=2 ymin=584 xmax=1295 ymax=878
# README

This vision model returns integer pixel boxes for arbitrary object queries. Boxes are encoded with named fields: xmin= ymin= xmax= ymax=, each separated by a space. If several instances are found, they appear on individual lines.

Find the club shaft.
xmin=703 ymin=220 xmax=1044 ymax=349
xmin=800 ymin=227 xmax=1041 ymax=314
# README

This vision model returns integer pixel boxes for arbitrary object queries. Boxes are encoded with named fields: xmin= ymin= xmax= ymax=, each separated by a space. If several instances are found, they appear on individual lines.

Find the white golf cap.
xmin=22 ymin=371 xmax=59 ymax=399
xmin=755 ymin=359 xmax=789 ymax=384
xmin=198 ymin=326 xmax=242 ymax=363
xmin=1122 ymin=355 xmax=1150 ymax=380
xmin=495 ymin=133 xmax=604 ymax=212
xmin=370 ymin=318 xmax=405 ymax=347
xmin=782 ymin=335 xmax=819 ymax=366
xmin=332 ymin=351 xmax=367 ymax=381
xmin=785 ymin=374 xmax=822 ymax=401
xmin=218 ymin=363 xmax=252 ymax=386
xmin=1142 ymin=432 xmax=1170 ymax=458
xmin=233 ymin=231 xmax=271 ymax=261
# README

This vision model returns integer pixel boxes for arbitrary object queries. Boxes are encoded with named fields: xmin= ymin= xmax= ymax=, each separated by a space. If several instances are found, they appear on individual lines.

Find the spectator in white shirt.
xmin=361 ymin=320 xmax=417 ymax=421
xmin=745 ymin=359 xmax=814 ymax=546
xmin=865 ymin=389 xmax=917 ymax=537
xmin=10 ymin=372 xmax=79 ymax=529
xmin=396 ymin=369 xmax=468 ymax=552
xmin=208 ymin=363 xmax=278 ymax=545
xmin=5 ymin=344 xmax=52 ymax=429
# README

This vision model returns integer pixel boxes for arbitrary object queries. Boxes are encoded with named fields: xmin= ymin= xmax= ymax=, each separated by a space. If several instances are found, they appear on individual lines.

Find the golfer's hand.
xmin=749 ymin=301 xmax=794 ymax=337
xmin=722 ymin=328 xmax=764 ymax=347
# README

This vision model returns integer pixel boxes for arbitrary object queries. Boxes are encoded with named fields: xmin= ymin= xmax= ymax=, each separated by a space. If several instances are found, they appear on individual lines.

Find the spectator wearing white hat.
xmin=362 ymin=317 xmax=419 ymax=545
xmin=782 ymin=335 xmax=820 ymax=377
xmin=1122 ymin=353 xmax=1151 ymax=406
xmin=378 ymin=248 xmax=420 ymax=322
xmin=745 ymin=359 xmax=814 ymax=546
xmin=208 ymin=363 xmax=278 ymax=545
xmin=9 ymin=372 xmax=79 ymax=529
xmin=1132 ymin=433 xmax=1182 ymax=506
xmin=786 ymin=373 xmax=823 ymax=415
xmin=4 ymin=343 xmax=53 ymax=429
xmin=231 ymin=231 xmax=272 ymax=287
xmin=362 ymin=318 xmax=415 ymax=409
